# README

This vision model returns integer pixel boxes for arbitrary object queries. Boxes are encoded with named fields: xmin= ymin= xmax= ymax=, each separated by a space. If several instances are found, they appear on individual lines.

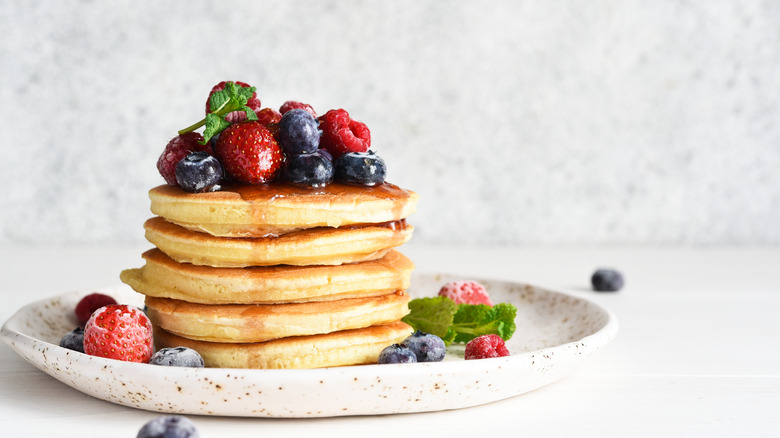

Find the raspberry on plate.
xmin=318 ymin=109 xmax=370 ymax=158
xmin=438 ymin=280 xmax=493 ymax=306
xmin=464 ymin=334 xmax=510 ymax=360
xmin=75 ymin=293 xmax=118 ymax=327
xmin=83 ymin=304 xmax=153 ymax=363
xmin=156 ymin=132 xmax=211 ymax=186
xmin=214 ymin=121 xmax=283 ymax=184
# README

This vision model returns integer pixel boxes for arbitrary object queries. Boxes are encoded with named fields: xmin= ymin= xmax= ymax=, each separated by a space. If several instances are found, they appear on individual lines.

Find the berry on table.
xmin=591 ymin=269 xmax=624 ymax=292
xmin=464 ymin=334 xmax=510 ymax=360
xmin=438 ymin=281 xmax=493 ymax=306
xmin=334 ymin=151 xmax=386 ymax=186
xmin=75 ymin=293 xmax=118 ymax=327
xmin=377 ymin=344 xmax=417 ymax=364
xmin=278 ymin=109 xmax=321 ymax=155
xmin=149 ymin=347 xmax=205 ymax=368
xmin=280 ymin=100 xmax=317 ymax=118
xmin=137 ymin=416 xmax=199 ymax=438
xmin=214 ymin=121 xmax=283 ymax=184
xmin=156 ymin=132 xmax=211 ymax=186
xmin=83 ymin=304 xmax=153 ymax=363
xmin=59 ymin=327 xmax=85 ymax=353
xmin=175 ymin=151 xmax=223 ymax=193
xmin=318 ymin=109 xmax=370 ymax=158
xmin=401 ymin=330 xmax=446 ymax=362
xmin=282 ymin=152 xmax=334 ymax=187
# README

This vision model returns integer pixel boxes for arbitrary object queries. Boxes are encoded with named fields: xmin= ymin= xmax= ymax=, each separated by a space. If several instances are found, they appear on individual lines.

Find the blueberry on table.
xmin=402 ymin=330 xmax=446 ymax=362
xmin=334 ymin=151 xmax=386 ymax=186
xmin=378 ymin=344 xmax=417 ymax=364
xmin=591 ymin=269 xmax=624 ymax=292
xmin=282 ymin=152 xmax=334 ymax=187
xmin=59 ymin=327 xmax=85 ymax=353
xmin=175 ymin=151 xmax=223 ymax=193
xmin=137 ymin=415 xmax=199 ymax=438
xmin=149 ymin=347 xmax=205 ymax=368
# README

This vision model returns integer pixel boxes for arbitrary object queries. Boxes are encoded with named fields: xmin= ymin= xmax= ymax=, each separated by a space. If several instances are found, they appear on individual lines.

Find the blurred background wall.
xmin=1 ymin=0 xmax=778 ymax=246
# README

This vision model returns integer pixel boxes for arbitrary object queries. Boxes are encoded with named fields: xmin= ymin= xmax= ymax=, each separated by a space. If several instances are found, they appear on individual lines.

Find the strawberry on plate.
xmin=83 ymin=304 xmax=153 ymax=363
xmin=214 ymin=121 xmax=283 ymax=184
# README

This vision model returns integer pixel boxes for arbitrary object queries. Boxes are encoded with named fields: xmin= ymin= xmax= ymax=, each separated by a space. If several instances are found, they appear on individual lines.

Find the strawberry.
xmin=83 ymin=304 xmax=153 ymax=363
xmin=214 ymin=121 xmax=283 ymax=184
xmin=156 ymin=132 xmax=211 ymax=185
xmin=318 ymin=109 xmax=370 ymax=158
xmin=206 ymin=80 xmax=261 ymax=114
xmin=75 ymin=293 xmax=118 ymax=327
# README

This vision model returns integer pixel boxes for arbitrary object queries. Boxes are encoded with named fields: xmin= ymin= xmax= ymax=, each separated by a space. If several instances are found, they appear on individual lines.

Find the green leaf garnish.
xmin=401 ymin=297 xmax=517 ymax=345
xmin=179 ymin=82 xmax=258 ymax=143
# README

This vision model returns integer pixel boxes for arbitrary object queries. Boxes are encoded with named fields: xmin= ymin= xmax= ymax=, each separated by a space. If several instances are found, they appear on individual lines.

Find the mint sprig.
xmin=178 ymin=82 xmax=258 ymax=144
xmin=401 ymin=296 xmax=517 ymax=344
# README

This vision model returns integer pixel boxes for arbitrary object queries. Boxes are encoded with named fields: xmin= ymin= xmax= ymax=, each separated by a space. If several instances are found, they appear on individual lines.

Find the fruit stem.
xmin=178 ymin=118 xmax=206 ymax=135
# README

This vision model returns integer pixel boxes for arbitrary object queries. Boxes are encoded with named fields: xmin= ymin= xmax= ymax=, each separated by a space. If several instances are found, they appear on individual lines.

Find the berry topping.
xmin=75 ymin=293 xmax=118 ymax=327
xmin=464 ymin=334 xmax=510 ymax=360
xmin=175 ymin=151 xmax=223 ymax=193
xmin=334 ymin=151 xmax=386 ymax=186
xmin=206 ymin=80 xmax=260 ymax=114
xmin=282 ymin=152 xmax=334 ymax=187
xmin=137 ymin=416 xmax=199 ymax=438
xmin=377 ymin=344 xmax=417 ymax=364
xmin=401 ymin=330 xmax=446 ymax=362
xmin=59 ymin=327 xmax=85 ymax=353
xmin=591 ymin=269 xmax=624 ymax=292
xmin=149 ymin=347 xmax=205 ymax=368
xmin=214 ymin=121 xmax=283 ymax=184
xmin=156 ymin=132 xmax=211 ymax=186
xmin=278 ymin=109 xmax=322 ymax=155
xmin=83 ymin=304 xmax=153 ymax=363
xmin=318 ymin=109 xmax=370 ymax=158
xmin=438 ymin=281 xmax=493 ymax=306
xmin=256 ymin=108 xmax=282 ymax=125
xmin=280 ymin=100 xmax=317 ymax=118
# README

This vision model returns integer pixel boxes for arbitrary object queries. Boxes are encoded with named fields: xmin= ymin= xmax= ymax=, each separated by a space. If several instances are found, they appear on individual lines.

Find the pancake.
xmin=153 ymin=321 xmax=413 ymax=369
xmin=144 ymin=216 xmax=413 ymax=267
xmin=120 ymin=248 xmax=414 ymax=304
xmin=149 ymin=182 xmax=419 ymax=237
xmin=145 ymin=291 xmax=411 ymax=343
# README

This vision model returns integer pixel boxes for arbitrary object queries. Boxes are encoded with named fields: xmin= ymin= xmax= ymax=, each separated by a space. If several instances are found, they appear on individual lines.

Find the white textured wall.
xmin=2 ymin=1 xmax=779 ymax=245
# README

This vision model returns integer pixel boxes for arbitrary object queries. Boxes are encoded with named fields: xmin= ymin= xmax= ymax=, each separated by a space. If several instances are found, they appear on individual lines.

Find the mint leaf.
xmin=179 ymin=82 xmax=259 ymax=140
xmin=202 ymin=113 xmax=231 ymax=143
xmin=243 ymin=106 xmax=259 ymax=121
xmin=401 ymin=297 xmax=458 ymax=339
xmin=402 ymin=297 xmax=517 ymax=345
xmin=208 ymin=90 xmax=232 ymax=113
xmin=448 ymin=303 xmax=517 ymax=343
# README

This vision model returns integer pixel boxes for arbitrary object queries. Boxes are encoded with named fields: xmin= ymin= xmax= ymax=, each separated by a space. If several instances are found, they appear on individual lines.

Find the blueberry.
xmin=59 ymin=327 xmax=84 ymax=353
xmin=175 ymin=151 xmax=223 ymax=193
xmin=377 ymin=344 xmax=417 ymax=364
xmin=334 ymin=151 xmax=386 ymax=186
xmin=591 ymin=269 xmax=624 ymax=292
xmin=401 ymin=330 xmax=446 ymax=362
xmin=149 ymin=347 xmax=205 ymax=368
xmin=282 ymin=152 xmax=334 ymax=187
xmin=137 ymin=416 xmax=199 ymax=438
xmin=278 ymin=108 xmax=321 ymax=155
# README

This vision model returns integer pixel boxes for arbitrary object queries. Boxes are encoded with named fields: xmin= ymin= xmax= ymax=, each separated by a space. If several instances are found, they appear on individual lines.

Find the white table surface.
xmin=1 ymin=244 xmax=779 ymax=437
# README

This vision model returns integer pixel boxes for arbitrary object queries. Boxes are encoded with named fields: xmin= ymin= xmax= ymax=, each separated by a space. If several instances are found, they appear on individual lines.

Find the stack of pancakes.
xmin=120 ymin=182 xmax=419 ymax=369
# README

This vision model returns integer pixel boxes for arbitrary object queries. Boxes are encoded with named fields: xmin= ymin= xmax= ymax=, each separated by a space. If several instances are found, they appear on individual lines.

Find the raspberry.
xmin=256 ymin=108 xmax=282 ymax=125
xmin=156 ymin=132 xmax=210 ymax=186
xmin=438 ymin=281 xmax=493 ymax=306
xmin=280 ymin=100 xmax=317 ymax=118
xmin=318 ymin=109 xmax=370 ymax=158
xmin=74 ymin=293 xmax=118 ymax=327
xmin=83 ymin=304 xmax=153 ymax=363
xmin=214 ymin=121 xmax=283 ymax=184
xmin=464 ymin=334 xmax=510 ymax=360
xmin=205 ymin=80 xmax=261 ymax=114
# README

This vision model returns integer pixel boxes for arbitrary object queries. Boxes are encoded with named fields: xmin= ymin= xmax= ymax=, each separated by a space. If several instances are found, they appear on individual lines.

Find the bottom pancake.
xmin=154 ymin=321 xmax=413 ymax=369
xmin=145 ymin=292 xmax=411 ymax=343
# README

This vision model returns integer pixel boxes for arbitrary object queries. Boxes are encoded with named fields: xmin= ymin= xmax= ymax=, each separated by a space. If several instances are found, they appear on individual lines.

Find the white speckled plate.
xmin=1 ymin=273 xmax=617 ymax=417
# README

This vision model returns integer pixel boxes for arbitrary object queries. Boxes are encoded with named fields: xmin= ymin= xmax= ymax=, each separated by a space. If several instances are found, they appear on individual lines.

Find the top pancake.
xmin=149 ymin=182 xmax=419 ymax=237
